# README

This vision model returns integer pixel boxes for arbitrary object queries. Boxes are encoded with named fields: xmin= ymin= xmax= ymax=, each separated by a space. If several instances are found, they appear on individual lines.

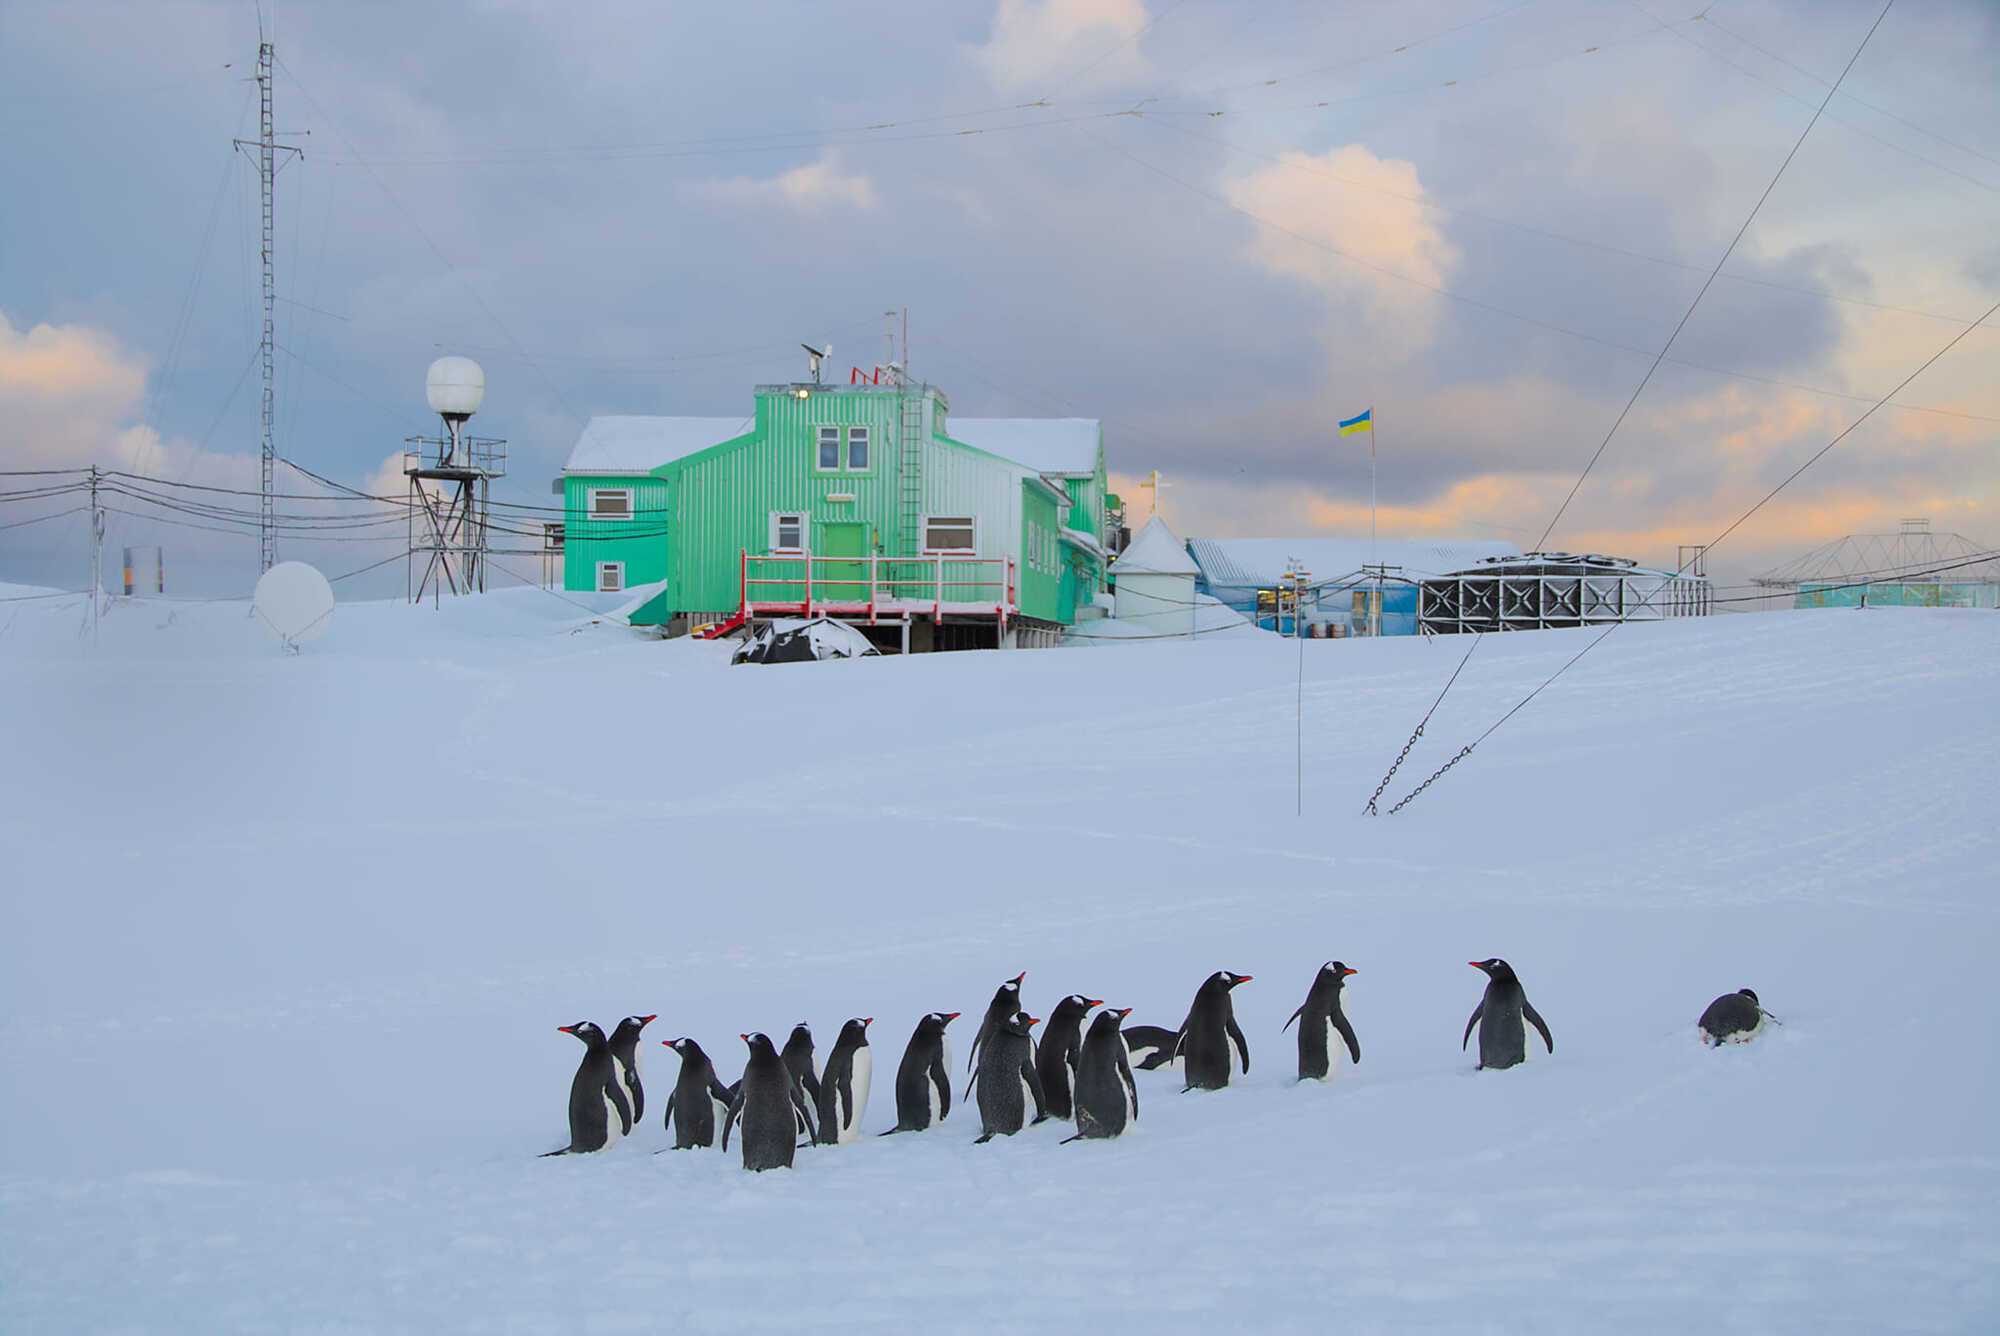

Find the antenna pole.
xmin=901 ymin=306 xmax=908 ymax=376
xmin=884 ymin=310 xmax=897 ymax=372
xmin=233 ymin=42 xmax=300 ymax=574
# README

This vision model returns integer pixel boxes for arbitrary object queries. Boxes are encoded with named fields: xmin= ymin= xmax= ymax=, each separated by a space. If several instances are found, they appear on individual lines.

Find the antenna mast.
xmin=233 ymin=41 xmax=300 ymax=573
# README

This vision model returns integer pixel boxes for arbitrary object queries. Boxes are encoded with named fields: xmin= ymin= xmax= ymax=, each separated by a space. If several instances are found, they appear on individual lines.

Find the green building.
xmin=558 ymin=379 xmax=1120 ymax=649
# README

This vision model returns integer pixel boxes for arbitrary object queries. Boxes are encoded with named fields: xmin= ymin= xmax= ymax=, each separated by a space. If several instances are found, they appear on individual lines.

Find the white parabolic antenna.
xmin=253 ymin=561 xmax=336 ymax=649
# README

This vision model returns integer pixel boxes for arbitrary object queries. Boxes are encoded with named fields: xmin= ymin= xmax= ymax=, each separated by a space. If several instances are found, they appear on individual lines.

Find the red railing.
xmin=741 ymin=550 xmax=1015 ymax=626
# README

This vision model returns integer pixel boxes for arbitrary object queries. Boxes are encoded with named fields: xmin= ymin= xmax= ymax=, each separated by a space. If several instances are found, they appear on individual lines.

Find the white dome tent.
xmin=1111 ymin=516 xmax=1199 ymax=637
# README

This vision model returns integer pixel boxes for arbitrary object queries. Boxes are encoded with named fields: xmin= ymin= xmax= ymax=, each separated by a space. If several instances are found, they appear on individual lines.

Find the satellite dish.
xmin=253 ymin=561 xmax=336 ymax=651
xmin=425 ymin=355 xmax=486 ymax=419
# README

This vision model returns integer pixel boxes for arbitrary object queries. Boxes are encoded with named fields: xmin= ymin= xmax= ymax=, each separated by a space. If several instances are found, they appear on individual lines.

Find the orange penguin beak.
xmin=1468 ymin=961 xmax=1483 ymax=969
xmin=638 ymin=1014 xmax=657 ymax=1025
xmin=1342 ymin=968 xmax=1359 ymax=977
xmin=1114 ymin=1007 xmax=1133 ymax=1019
xmin=556 ymin=1025 xmax=577 ymax=1035
xmin=1011 ymin=971 xmax=1027 ymax=985
xmin=1086 ymin=998 xmax=1104 ymax=1008
xmin=739 ymin=1033 xmax=751 ymax=1043
xmin=944 ymin=1012 xmax=961 ymax=1022
xmin=862 ymin=1017 xmax=873 ymax=1027
xmin=1026 ymin=1016 xmax=1042 ymax=1026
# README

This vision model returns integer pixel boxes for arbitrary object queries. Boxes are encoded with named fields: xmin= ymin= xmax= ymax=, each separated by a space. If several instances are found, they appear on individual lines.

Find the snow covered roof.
xmin=949 ymin=418 xmax=1101 ymax=475
xmin=1185 ymin=538 xmax=1519 ymax=588
xmin=1113 ymin=516 xmax=1198 ymax=576
xmin=563 ymin=415 xmax=753 ymax=474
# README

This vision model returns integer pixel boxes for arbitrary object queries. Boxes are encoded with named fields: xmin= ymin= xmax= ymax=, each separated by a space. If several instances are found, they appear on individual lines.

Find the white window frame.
xmin=596 ymin=561 xmax=625 ymax=592
xmin=922 ymin=514 xmax=977 ymax=554
xmin=587 ymin=487 xmax=635 ymax=521
xmin=846 ymin=425 xmax=870 ymax=471
xmin=770 ymin=511 xmax=809 ymax=553
xmin=817 ymin=425 xmax=842 ymax=472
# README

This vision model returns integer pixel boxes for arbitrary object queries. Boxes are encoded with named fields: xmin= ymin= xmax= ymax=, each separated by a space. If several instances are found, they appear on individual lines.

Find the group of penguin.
xmin=547 ymin=961 xmax=1779 ymax=1171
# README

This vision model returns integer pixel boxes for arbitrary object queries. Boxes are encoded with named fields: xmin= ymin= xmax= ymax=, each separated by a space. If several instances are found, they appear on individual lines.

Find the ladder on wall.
xmin=898 ymin=384 xmax=925 ymax=556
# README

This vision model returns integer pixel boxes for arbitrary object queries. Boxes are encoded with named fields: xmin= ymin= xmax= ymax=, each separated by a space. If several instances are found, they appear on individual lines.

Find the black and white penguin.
xmin=1283 ymin=963 xmax=1359 ymax=1082
xmin=1463 ymin=958 xmax=1553 ymax=1070
xmin=542 ymin=1021 xmax=632 ymax=1156
xmin=1063 ymin=1007 xmax=1139 ymax=1143
xmin=606 ymin=1014 xmax=655 ymax=1123
xmin=973 ymin=1010 xmax=1047 ymax=1143
xmin=815 ymin=1017 xmax=874 ymax=1145
xmin=1121 ymin=1023 xmax=1182 ymax=1072
xmin=881 ymin=1011 xmax=958 ymax=1135
xmin=781 ymin=1023 xmax=821 ymax=1108
xmin=1699 ymin=989 xmax=1775 ymax=1046
xmin=723 ymin=1032 xmax=817 ymax=1171
xmin=966 ymin=970 xmax=1029 ymax=1091
xmin=1173 ymin=971 xmax=1253 ymax=1091
xmin=1035 ymin=994 xmax=1102 ymax=1121
xmin=659 ymin=1036 xmax=736 ymax=1150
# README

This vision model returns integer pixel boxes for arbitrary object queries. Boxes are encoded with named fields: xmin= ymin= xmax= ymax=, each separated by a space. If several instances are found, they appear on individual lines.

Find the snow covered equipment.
xmin=730 ymin=616 xmax=879 ymax=665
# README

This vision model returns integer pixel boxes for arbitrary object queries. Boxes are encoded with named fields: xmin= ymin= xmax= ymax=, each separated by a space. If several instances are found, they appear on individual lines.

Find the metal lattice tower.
xmin=1752 ymin=518 xmax=2000 ymax=589
xmin=233 ymin=42 xmax=299 ymax=573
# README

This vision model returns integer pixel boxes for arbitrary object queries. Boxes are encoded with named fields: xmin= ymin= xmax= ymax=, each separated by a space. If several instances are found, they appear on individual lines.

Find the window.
xmin=847 ymin=426 xmax=869 ymax=470
xmin=923 ymin=515 xmax=975 ymax=553
xmin=588 ymin=487 xmax=634 ymax=520
xmin=596 ymin=561 xmax=625 ymax=592
xmin=817 ymin=426 xmax=840 ymax=471
xmin=771 ymin=512 xmax=808 ymax=553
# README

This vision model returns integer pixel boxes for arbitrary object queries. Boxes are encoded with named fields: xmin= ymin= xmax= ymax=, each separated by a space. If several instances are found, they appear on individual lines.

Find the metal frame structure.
xmin=1753 ymin=518 xmax=2000 ymax=604
xmin=1419 ymin=552 xmax=1711 ymax=634
xmin=405 ymin=427 xmax=507 ymax=603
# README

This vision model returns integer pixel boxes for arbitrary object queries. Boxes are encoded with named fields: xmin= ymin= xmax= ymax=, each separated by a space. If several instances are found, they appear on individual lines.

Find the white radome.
xmin=252 ymin=561 xmax=336 ymax=649
xmin=425 ymin=356 xmax=485 ymax=418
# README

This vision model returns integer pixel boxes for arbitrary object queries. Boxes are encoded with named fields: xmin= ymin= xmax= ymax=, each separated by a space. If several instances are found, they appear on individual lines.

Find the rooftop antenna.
xmin=802 ymin=342 xmax=831 ymax=386
xmin=232 ymin=38 xmax=303 ymax=573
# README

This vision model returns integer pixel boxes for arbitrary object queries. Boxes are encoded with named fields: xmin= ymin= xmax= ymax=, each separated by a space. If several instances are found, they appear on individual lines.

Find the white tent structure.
xmin=1111 ymin=516 xmax=1199 ymax=637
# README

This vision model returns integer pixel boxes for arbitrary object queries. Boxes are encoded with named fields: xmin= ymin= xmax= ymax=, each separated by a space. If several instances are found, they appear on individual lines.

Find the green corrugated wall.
xmin=561 ymin=475 xmax=671 ymax=592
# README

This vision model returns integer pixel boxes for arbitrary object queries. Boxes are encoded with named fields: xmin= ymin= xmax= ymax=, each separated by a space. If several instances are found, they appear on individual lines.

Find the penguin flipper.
xmin=1227 ymin=1016 xmax=1250 ymax=1075
xmin=606 ymin=1078 xmax=634 ymax=1136
xmin=1462 ymin=1002 xmax=1484 ymax=1052
xmin=1334 ymin=1012 xmax=1361 ymax=1065
xmin=721 ymin=1090 xmax=743 ymax=1152
xmin=791 ymin=1076 xmax=820 ymax=1141
xmin=1024 ymin=1056 xmax=1048 ymax=1122
xmin=1059 ymin=1131 xmax=1085 ymax=1145
xmin=1523 ymin=1000 xmax=1554 ymax=1055
xmin=661 ymin=1089 xmax=676 ymax=1136
xmin=1282 ymin=1004 xmax=1304 ymax=1033
xmin=929 ymin=1053 xmax=952 ymax=1123
xmin=1119 ymin=1051 xmax=1139 ymax=1121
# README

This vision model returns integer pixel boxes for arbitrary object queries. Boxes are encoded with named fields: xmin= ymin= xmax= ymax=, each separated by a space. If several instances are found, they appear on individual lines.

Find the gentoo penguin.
xmin=1283 ymin=962 xmax=1360 ymax=1082
xmin=973 ymin=1011 xmax=1047 ymax=1143
xmin=1035 ymin=994 xmax=1102 ymax=1121
xmin=1063 ymin=1007 xmax=1139 ymax=1143
xmin=1173 ymin=971 xmax=1253 ymax=1091
xmin=881 ymin=1011 xmax=958 ymax=1134
xmin=1699 ymin=989 xmax=1775 ymax=1046
xmin=723 ymin=1032 xmax=817 ymax=1171
xmin=781 ymin=1023 xmax=822 ymax=1108
xmin=1121 ymin=1024 xmax=1182 ymax=1072
xmin=542 ymin=1021 xmax=632 ymax=1156
xmin=659 ymin=1036 xmax=736 ymax=1150
xmin=815 ymin=1017 xmax=874 ymax=1145
xmin=606 ymin=1014 xmax=656 ymax=1123
xmin=1463 ymin=959 xmax=1553 ymax=1070
xmin=966 ymin=971 xmax=1029 ymax=1098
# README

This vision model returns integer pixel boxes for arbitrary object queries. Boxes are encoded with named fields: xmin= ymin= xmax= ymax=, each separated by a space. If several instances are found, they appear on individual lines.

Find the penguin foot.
xmin=538 ymin=1149 xmax=569 ymax=1158
xmin=974 ymin=1132 xmax=995 ymax=1145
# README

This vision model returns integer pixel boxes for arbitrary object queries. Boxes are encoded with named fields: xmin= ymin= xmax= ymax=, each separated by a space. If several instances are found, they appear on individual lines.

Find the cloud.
xmin=690 ymin=152 xmax=879 ymax=213
xmin=974 ymin=0 xmax=1150 ymax=93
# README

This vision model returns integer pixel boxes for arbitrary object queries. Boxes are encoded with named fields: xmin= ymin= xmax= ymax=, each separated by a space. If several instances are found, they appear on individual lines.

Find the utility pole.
xmin=88 ymin=467 xmax=104 ymax=642
xmin=233 ymin=40 xmax=301 ymax=574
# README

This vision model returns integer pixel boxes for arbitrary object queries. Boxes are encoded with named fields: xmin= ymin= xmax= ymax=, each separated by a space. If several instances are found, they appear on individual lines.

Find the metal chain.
xmin=1386 ymin=744 xmax=1476 ymax=815
xmin=1363 ymin=722 xmax=1424 ymax=816
xmin=1362 ymin=634 xmax=1482 ymax=816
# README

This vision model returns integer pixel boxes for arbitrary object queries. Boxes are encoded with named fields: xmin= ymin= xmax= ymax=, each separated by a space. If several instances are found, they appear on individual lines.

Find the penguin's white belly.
xmin=1019 ymin=1071 xmax=1036 ymax=1126
xmin=1320 ymin=1017 xmax=1349 ymax=1081
xmin=1122 ymin=1074 xmax=1137 ymax=1124
xmin=601 ymin=1090 xmax=625 ymax=1147
xmin=926 ymin=1070 xmax=943 ymax=1125
xmin=837 ymin=1050 xmax=871 ymax=1143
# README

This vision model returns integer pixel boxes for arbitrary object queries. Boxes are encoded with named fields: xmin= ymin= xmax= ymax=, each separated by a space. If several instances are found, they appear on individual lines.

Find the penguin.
xmin=542 ymin=1021 xmax=632 ymax=1156
xmin=1463 ymin=958 xmax=1553 ymax=1070
xmin=781 ymin=1023 xmax=821 ymax=1109
xmin=881 ymin=1011 xmax=958 ymax=1135
xmin=1699 ymin=988 xmax=1776 ymax=1046
xmin=1173 ymin=971 xmax=1253 ymax=1091
xmin=723 ymin=1032 xmax=818 ymax=1171
xmin=606 ymin=1014 xmax=655 ymax=1123
xmin=973 ymin=1010 xmax=1047 ymax=1143
xmin=1283 ymin=962 xmax=1360 ymax=1082
xmin=815 ymin=1017 xmax=874 ymax=1145
xmin=659 ymin=1036 xmax=736 ymax=1150
xmin=1063 ymin=1007 xmax=1139 ymax=1143
xmin=966 ymin=970 xmax=1029 ymax=1097
xmin=1035 ymin=994 xmax=1102 ymax=1121
xmin=1121 ymin=1023 xmax=1182 ymax=1072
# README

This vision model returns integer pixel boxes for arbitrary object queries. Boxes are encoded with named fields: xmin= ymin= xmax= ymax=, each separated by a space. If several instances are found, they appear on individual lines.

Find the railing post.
xmin=934 ymin=553 xmax=943 ymax=621
xmin=804 ymin=548 xmax=813 ymax=613
xmin=740 ymin=548 xmax=748 ymax=616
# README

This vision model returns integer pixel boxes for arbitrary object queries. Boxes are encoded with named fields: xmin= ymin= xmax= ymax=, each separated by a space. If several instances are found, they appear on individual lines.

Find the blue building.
xmin=1185 ymin=538 xmax=1518 ymax=636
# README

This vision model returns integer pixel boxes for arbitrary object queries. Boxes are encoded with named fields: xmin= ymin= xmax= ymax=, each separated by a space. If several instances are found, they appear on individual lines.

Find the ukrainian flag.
xmin=1338 ymin=409 xmax=1373 ymax=437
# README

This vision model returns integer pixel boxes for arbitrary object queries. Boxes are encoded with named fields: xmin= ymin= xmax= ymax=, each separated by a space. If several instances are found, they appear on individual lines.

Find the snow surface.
xmin=562 ymin=414 xmax=754 ymax=472
xmin=1112 ymin=514 xmax=1200 ymax=575
xmin=3 ymin=583 xmax=1997 ymax=1332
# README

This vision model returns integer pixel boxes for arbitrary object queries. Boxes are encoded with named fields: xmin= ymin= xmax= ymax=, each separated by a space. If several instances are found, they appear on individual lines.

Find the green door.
xmin=820 ymin=521 xmax=868 ymax=603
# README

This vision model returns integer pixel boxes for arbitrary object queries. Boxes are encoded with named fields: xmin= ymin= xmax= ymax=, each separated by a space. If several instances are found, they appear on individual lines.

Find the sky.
xmin=1 ymin=0 xmax=1995 ymax=599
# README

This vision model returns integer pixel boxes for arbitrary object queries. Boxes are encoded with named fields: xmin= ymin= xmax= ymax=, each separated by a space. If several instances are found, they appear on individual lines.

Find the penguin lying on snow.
xmin=659 ymin=1037 xmax=737 ymax=1150
xmin=1064 ymin=1008 xmax=1138 ymax=1143
xmin=966 ymin=971 xmax=1029 ymax=1098
xmin=1174 ymin=971 xmax=1253 ymax=1091
xmin=606 ymin=1014 xmax=655 ymax=1123
xmin=1284 ymin=962 xmax=1359 ymax=1082
xmin=1464 ymin=959 xmax=1553 ymax=1070
xmin=815 ymin=1017 xmax=873 ymax=1145
xmin=973 ymin=1011 xmax=1048 ymax=1143
xmin=882 ymin=1011 xmax=958 ymax=1134
xmin=782 ymin=1023 xmax=821 ymax=1108
xmin=1699 ymin=989 xmax=1776 ymax=1046
xmin=1036 ymin=994 xmax=1102 ymax=1121
xmin=724 ymin=1033 xmax=818 ymax=1171
xmin=542 ymin=1021 xmax=632 ymax=1156
xmin=1121 ymin=1024 xmax=1181 ymax=1072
